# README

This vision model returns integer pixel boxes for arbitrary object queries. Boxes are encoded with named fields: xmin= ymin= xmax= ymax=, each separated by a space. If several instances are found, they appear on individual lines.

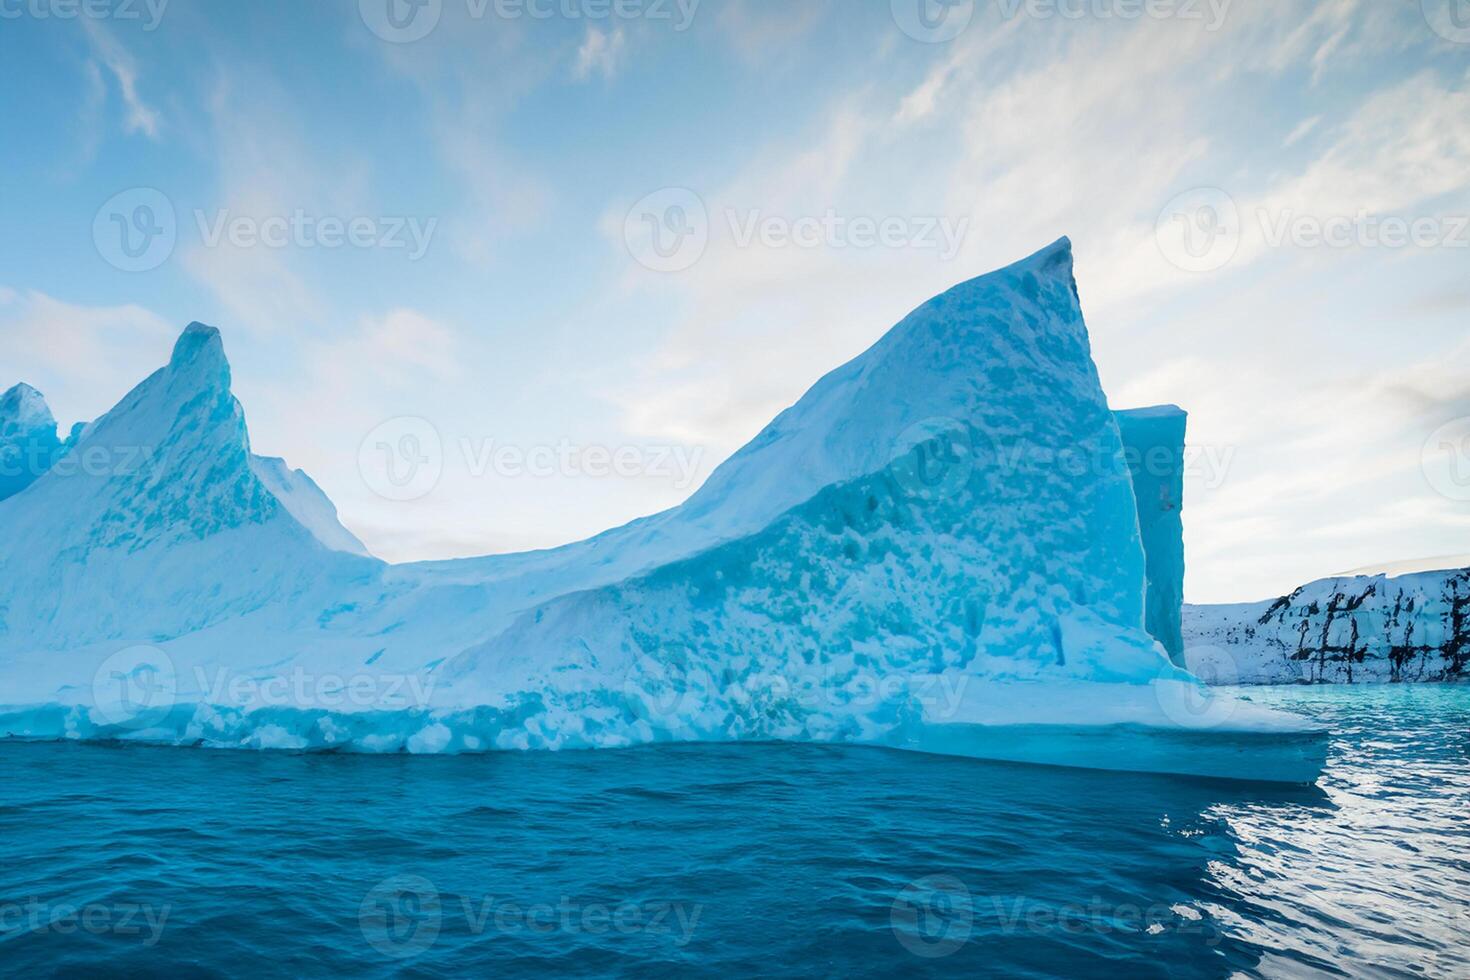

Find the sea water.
xmin=1 ymin=684 xmax=1466 ymax=977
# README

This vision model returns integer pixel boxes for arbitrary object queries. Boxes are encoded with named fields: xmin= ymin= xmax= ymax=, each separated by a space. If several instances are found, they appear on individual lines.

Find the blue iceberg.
xmin=0 ymin=240 xmax=1325 ymax=783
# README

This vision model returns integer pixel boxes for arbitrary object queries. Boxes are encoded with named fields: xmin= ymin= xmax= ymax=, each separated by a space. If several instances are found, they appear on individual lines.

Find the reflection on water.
xmin=0 ymin=684 xmax=1465 ymax=978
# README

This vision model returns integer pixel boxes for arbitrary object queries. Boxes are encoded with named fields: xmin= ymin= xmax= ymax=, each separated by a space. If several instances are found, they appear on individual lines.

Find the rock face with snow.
xmin=1185 ymin=566 xmax=1470 ymax=684
xmin=1115 ymin=406 xmax=1187 ymax=664
xmin=0 ymin=383 xmax=62 ymax=502
xmin=0 ymin=241 xmax=1326 ymax=782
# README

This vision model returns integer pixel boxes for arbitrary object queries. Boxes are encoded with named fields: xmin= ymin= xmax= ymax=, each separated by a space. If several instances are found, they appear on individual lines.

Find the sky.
xmin=1 ymin=0 xmax=1468 ymax=604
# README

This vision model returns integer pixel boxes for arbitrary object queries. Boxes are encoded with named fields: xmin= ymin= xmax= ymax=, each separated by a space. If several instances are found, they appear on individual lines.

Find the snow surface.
xmin=1185 ymin=565 xmax=1470 ymax=684
xmin=1115 ymin=405 xmax=1187 ymax=663
xmin=248 ymin=454 xmax=371 ymax=557
xmin=0 ymin=240 xmax=1326 ymax=782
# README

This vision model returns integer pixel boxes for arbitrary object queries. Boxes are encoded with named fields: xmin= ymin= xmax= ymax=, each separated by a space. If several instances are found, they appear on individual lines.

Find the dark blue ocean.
xmin=2 ymin=685 xmax=1467 ymax=978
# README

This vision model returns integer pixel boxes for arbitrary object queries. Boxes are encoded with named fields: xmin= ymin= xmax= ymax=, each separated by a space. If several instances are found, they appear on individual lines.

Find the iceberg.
xmin=0 ymin=240 xmax=1326 ymax=783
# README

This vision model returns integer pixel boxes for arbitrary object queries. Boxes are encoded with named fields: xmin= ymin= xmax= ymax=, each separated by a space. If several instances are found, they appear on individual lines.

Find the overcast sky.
xmin=2 ymin=0 xmax=1468 ymax=603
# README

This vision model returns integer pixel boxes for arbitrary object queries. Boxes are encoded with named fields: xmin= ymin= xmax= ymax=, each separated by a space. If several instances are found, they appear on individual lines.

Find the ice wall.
xmin=1114 ymin=406 xmax=1187 ymax=664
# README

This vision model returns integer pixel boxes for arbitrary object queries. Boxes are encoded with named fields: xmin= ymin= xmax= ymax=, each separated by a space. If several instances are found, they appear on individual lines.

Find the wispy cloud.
xmin=0 ymin=290 xmax=176 ymax=426
xmin=574 ymin=26 xmax=627 ymax=82
xmin=80 ymin=19 xmax=161 ymax=138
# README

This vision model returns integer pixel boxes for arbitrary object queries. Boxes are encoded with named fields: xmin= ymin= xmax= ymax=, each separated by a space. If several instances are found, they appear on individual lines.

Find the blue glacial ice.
xmin=0 ymin=240 xmax=1326 ymax=782
xmin=0 ymin=383 xmax=63 ymax=502
xmin=1115 ymin=405 xmax=1188 ymax=664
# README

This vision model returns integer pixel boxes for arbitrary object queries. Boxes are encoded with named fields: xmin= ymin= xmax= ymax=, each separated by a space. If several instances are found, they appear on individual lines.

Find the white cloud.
xmin=0 ymin=291 xmax=177 ymax=427
xmin=1282 ymin=115 xmax=1321 ymax=147
xmin=80 ymin=19 xmax=161 ymax=139
xmin=574 ymin=27 xmax=627 ymax=82
xmin=179 ymin=67 xmax=375 ymax=333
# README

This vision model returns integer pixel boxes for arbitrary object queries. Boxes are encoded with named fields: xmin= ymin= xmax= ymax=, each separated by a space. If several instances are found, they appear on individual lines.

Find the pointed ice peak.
xmin=171 ymin=322 xmax=225 ymax=367
xmin=165 ymin=322 xmax=232 ymax=394
xmin=1 ymin=383 xmax=62 ymax=502
xmin=1 ymin=382 xmax=56 ymax=430
xmin=1023 ymin=235 xmax=1073 ymax=274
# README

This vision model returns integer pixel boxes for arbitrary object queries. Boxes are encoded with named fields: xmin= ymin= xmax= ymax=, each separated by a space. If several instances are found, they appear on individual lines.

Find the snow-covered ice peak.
xmin=0 ymin=382 xmax=62 ymax=501
xmin=0 ymin=321 xmax=280 ymax=555
xmin=1 ymin=382 xmax=56 ymax=432
xmin=170 ymin=322 xmax=229 ymax=381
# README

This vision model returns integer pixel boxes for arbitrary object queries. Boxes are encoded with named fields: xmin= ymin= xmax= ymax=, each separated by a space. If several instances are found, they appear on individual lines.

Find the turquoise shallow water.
xmin=1 ymin=684 xmax=1466 ymax=977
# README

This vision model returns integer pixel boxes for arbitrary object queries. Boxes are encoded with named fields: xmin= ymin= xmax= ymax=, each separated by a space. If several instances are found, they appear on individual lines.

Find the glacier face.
xmin=1115 ymin=406 xmax=1187 ymax=664
xmin=1186 ymin=565 xmax=1470 ymax=684
xmin=0 ymin=240 xmax=1325 ymax=781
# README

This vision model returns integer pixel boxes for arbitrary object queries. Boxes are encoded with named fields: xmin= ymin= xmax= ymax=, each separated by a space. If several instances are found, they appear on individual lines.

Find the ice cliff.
xmin=0 ymin=240 xmax=1326 ymax=782
xmin=1115 ymin=406 xmax=1187 ymax=664
xmin=1186 ymin=564 xmax=1470 ymax=684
